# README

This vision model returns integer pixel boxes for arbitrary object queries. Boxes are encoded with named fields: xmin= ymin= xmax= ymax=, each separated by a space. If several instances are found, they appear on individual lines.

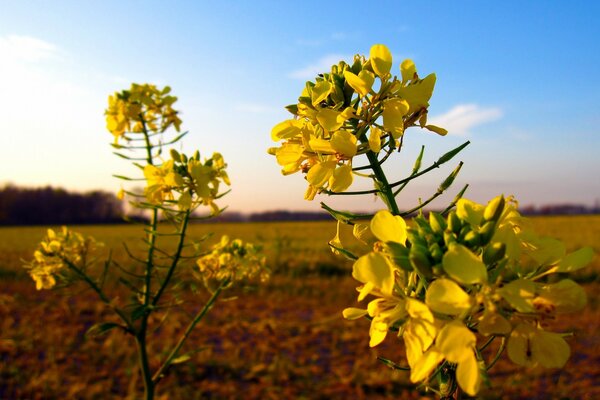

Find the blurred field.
xmin=1 ymin=215 xmax=599 ymax=399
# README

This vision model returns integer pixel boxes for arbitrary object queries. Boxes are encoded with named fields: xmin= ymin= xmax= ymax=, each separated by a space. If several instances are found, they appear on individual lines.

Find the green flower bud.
xmin=458 ymin=225 xmax=472 ymax=242
xmin=483 ymin=242 xmax=506 ymax=265
xmin=464 ymin=230 xmax=481 ymax=247
xmin=448 ymin=211 xmax=462 ymax=235
xmin=429 ymin=242 xmax=443 ymax=262
xmin=170 ymin=149 xmax=181 ymax=162
xmin=479 ymin=220 xmax=497 ymax=245
xmin=484 ymin=195 xmax=505 ymax=222
xmin=444 ymin=230 xmax=457 ymax=246
xmin=429 ymin=212 xmax=447 ymax=235
xmin=409 ymin=245 xmax=432 ymax=278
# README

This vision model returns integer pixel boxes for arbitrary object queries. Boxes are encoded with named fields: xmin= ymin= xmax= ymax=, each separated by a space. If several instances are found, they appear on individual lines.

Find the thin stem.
xmin=152 ymin=210 xmax=191 ymax=306
xmin=486 ymin=337 xmax=507 ymax=371
xmin=136 ymin=333 xmax=155 ymax=400
xmin=366 ymin=150 xmax=400 ymax=214
xmin=63 ymin=258 xmax=132 ymax=332
xmin=152 ymin=278 xmax=230 ymax=383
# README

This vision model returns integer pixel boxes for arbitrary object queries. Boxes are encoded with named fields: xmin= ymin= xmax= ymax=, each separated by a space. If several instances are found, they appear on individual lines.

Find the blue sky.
xmin=1 ymin=1 xmax=599 ymax=212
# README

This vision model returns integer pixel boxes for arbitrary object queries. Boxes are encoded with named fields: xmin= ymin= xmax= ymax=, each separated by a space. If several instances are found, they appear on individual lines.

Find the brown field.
xmin=1 ymin=215 xmax=599 ymax=399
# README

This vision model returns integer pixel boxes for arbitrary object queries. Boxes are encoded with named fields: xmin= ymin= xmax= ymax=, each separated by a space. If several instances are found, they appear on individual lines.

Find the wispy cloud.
xmin=0 ymin=34 xmax=61 ymax=63
xmin=288 ymin=53 xmax=350 ymax=80
xmin=429 ymin=104 xmax=503 ymax=136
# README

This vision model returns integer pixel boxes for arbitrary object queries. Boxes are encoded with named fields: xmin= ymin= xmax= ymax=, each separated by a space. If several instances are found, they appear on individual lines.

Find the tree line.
xmin=0 ymin=185 xmax=123 ymax=225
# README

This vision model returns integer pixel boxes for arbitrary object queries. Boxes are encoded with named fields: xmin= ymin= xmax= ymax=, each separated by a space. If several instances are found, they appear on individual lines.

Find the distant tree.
xmin=0 ymin=185 xmax=123 ymax=225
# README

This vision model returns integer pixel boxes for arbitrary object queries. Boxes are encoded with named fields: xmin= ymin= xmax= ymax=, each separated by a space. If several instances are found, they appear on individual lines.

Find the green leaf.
xmin=85 ymin=322 xmax=124 ymax=338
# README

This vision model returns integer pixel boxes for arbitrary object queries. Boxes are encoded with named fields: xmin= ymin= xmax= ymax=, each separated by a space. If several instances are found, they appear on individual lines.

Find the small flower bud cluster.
xmin=196 ymin=235 xmax=269 ymax=292
xmin=341 ymin=196 xmax=594 ymax=396
xmin=23 ymin=227 xmax=101 ymax=290
xmin=268 ymin=44 xmax=447 ymax=200
xmin=105 ymin=83 xmax=181 ymax=143
xmin=143 ymin=150 xmax=230 ymax=214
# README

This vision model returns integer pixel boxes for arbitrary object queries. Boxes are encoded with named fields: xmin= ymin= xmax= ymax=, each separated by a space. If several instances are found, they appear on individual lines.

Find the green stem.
xmin=152 ymin=278 xmax=230 ymax=383
xmin=136 ymin=333 xmax=155 ymax=400
xmin=152 ymin=210 xmax=191 ymax=307
xmin=367 ymin=150 xmax=400 ymax=214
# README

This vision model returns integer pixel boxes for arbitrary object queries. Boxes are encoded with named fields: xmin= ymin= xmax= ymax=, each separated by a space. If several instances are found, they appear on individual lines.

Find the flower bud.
xmin=447 ymin=211 xmax=462 ymax=235
xmin=479 ymin=220 xmax=497 ymax=245
xmin=464 ymin=231 xmax=481 ymax=247
xmin=409 ymin=245 xmax=432 ymax=278
xmin=483 ymin=242 xmax=506 ymax=265
xmin=484 ymin=195 xmax=505 ymax=222
xmin=170 ymin=149 xmax=181 ymax=162
xmin=429 ymin=212 xmax=447 ymax=235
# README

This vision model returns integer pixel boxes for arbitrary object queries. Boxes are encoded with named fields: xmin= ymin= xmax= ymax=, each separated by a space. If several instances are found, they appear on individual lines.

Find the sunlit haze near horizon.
xmin=1 ymin=1 xmax=599 ymax=213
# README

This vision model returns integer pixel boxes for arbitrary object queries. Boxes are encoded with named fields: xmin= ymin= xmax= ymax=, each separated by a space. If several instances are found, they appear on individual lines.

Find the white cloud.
xmin=288 ymin=53 xmax=350 ymax=80
xmin=0 ymin=34 xmax=61 ymax=63
xmin=428 ymin=104 xmax=503 ymax=136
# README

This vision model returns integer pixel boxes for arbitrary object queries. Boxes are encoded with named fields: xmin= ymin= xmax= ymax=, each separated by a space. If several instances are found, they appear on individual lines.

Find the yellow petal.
xmin=456 ymin=351 xmax=481 ymax=396
xmin=410 ymin=347 xmax=444 ymax=383
xmin=342 ymin=307 xmax=368 ymax=320
xmin=400 ymin=59 xmax=417 ymax=82
xmin=403 ymin=318 xmax=438 ymax=367
xmin=531 ymin=330 xmax=570 ymax=368
xmin=368 ymin=127 xmax=382 ymax=153
xmin=507 ymin=323 xmax=536 ymax=367
xmin=382 ymin=98 xmax=409 ymax=138
xmin=456 ymin=198 xmax=485 ymax=226
xmin=330 ymin=130 xmax=357 ymax=157
xmin=534 ymin=279 xmax=587 ymax=314
xmin=395 ymin=73 xmax=437 ymax=113
xmin=352 ymin=252 xmax=395 ymax=296
xmin=317 ymin=108 xmax=343 ymax=132
xmin=442 ymin=244 xmax=488 ymax=285
xmin=436 ymin=321 xmax=476 ymax=363
xmin=329 ymin=164 xmax=353 ymax=193
xmin=308 ymin=138 xmax=335 ymax=154
xmin=275 ymin=143 xmax=304 ymax=166
xmin=370 ymin=210 xmax=407 ymax=244
xmin=425 ymin=124 xmax=448 ymax=136
xmin=477 ymin=312 xmax=512 ymax=336
xmin=556 ymin=247 xmax=594 ymax=273
xmin=344 ymin=70 xmax=374 ymax=97
xmin=311 ymin=81 xmax=331 ymax=106
xmin=369 ymin=317 xmax=389 ymax=347
xmin=306 ymin=161 xmax=336 ymax=187
xmin=370 ymin=44 xmax=392 ymax=77
xmin=497 ymin=279 xmax=536 ymax=312
xmin=405 ymin=298 xmax=434 ymax=323
xmin=271 ymin=119 xmax=303 ymax=141
xmin=426 ymin=278 xmax=472 ymax=315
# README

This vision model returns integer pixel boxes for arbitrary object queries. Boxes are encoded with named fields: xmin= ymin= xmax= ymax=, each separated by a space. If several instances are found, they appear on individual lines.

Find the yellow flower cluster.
xmin=105 ymin=83 xmax=182 ymax=142
xmin=143 ymin=150 xmax=230 ymax=213
xmin=23 ymin=227 xmax=101 ymax=290
xmin=196 ymin=235 xmax=269 ymax=292
xmin=341 ymin=196 xmax=594 ymax=396
xmin=268 ymin=44 xmax=446 ymax=200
